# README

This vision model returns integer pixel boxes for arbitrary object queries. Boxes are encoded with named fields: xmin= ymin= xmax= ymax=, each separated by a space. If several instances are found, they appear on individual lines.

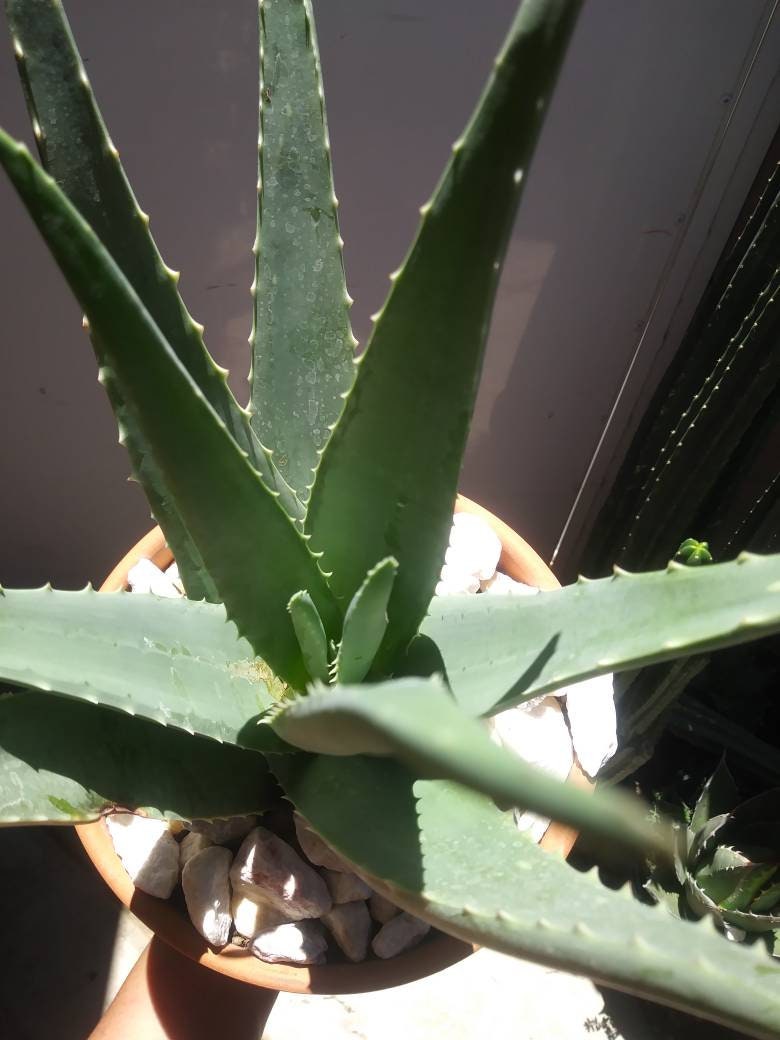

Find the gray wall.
xmin=1 ymin=1 xmax=777 ymax=587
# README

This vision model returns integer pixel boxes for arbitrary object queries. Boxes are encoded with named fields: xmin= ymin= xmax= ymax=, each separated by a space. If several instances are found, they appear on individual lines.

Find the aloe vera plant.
xmin=644 ymin=760 xmax=780 ymax=950
xmin=3 ymin=1 xmax=780 ymax=1035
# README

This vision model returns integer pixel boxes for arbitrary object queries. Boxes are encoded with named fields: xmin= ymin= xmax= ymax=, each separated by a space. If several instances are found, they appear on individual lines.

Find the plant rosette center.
xmin=113 ymin=510 xmax=618 ymax=965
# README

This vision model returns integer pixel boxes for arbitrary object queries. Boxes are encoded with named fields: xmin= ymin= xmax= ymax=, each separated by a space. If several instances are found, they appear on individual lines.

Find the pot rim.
xmin=76 ymin=493 xmax=590 ymax=993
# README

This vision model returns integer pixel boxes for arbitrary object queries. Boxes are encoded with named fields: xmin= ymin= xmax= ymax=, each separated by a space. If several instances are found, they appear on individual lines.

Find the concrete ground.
xmin=0 ymin=828 xmax=745 ymax=1040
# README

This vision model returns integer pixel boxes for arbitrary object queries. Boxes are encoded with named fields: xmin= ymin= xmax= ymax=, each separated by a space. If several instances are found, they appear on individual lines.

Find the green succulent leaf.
xmin=336 ymin=557 xmax=398 ymax=684
xmin=305 ymin=0 xmax=582 ymax=661
xmin=643 ymin=877 xmax=685 ymax=918
xmin=5 ymin=0 xmax=302 ymax=599
xmin=4 ymin=0 xmax=246 ymax=444
xmin=272 ymin=676 xmax=669 ymax=861
xmin=274 ymin=754 xmax=780 ymax=1040
xmin=672 ymin=825 xmax=690 ymax=886
xmin=751 ymin=882 xmax=780 ymax=915
xmin=417 ymin=554 xmax=780 ymax=718
xmin=287 ymin=590 xmax=330 ymax=684
xmin=0 ymin=586 xmax=292 ymax=753
xmin=686 ymin=875 xmax=780 ymax=935
xmin=691 ymin=757 xmax=739 ymax=837
xmin=98 ymin=369 xmax=218 ymax=602
xmin=0 ymin=688 xmax=276 ymax=824
xmin=707 ymin=846 xmax=751 ymax=873
xmin=249 ymin=0 xmax=356 ymax=497
xmin=720 ymin=865 xmax=779 ymax=913
xmin=690 ymin=813 xmax=733 ymax=863
xmin=695 ymin=865 xmax=764 ymax=910
xmin=720 ymin=907 xmax=780 ymax=935
xmin=0 ymin=130 xmax=338 ymax=687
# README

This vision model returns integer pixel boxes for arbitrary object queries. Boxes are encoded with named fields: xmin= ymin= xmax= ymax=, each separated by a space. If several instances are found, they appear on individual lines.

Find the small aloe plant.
xmin=2 ymin=1 xmax=780 ymax=1035
xmin=645 ymin=759 xmax=780 ymax=951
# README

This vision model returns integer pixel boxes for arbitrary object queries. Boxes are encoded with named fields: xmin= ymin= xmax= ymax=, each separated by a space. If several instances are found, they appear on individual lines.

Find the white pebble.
xmin=322 ymin=901 xmax=372 ymax=962
xmin=179 ymin=831 xmax=213 ymax=870
xmin=251 ymin=920 xmax=328 ymax=965
xmin=188 ymin=815 xmax=257 ymax=845
xmin=182 ymin=846 xmax=232 ymax=948
xmin=165 ymin=561 xmax=185 ymax=596
xmin=106 ymin=813 xmax=180 ymax=898
xmin=231 ymin=892 xmax=287 ymax=939
xmin=368 ymin=891 xmax=400 ymax=924
xmin=371 ymin=911 xmax=430 ymax=959
xmin=127 ymin=557 xmax=181 ymax=598
xmin=293 ymin=813 xmax=351 ymax=872
xmin=562 ymin=673 xmax=618 ymax=778
xmin=480 ymin=571 xmax=539 ymax=596
xmin=491 ymin=696 xmax=574 ymax=842
xmin=447 ymin=512 xmax=502 ymax=580
xmin=231 ymin=826 xmax=331 ymax=920
xmin=322 ymin=869 xmax=372 ymax=904
xmin=438 ymin=562 xmax=480 ymax=595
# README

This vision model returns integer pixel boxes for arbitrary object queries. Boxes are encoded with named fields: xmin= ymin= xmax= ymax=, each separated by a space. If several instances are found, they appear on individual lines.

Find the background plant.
xmin=584 ymin=154 xmax=780 ymax=787
xmin=2 ymin=1 xmax=780 ymax=1036
xmin=644 ymin=759 xmax=780 ymax=951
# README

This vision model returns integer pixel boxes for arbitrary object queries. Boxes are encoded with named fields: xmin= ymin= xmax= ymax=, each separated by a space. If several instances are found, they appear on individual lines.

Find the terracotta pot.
xmin=77 ymin=494 xmax=590 ymax=994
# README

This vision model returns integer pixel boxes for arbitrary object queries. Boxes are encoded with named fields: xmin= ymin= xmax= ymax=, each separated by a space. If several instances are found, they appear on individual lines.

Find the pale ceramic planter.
xmin=76 ymin=494 xmax=590 ymax=994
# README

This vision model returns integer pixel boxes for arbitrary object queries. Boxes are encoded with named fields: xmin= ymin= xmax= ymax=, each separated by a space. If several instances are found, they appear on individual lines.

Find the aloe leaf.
xmin=287 ymin=590 xmax=329 ymax=684
xmin=643 ymin=877 xmax=685 ymax=918
xmin=694 ymin=861 xmax=769 ymax=911
xmin=0 ymin=586 xmax=292 ymax=753
xmin=6 ymin=0 xmax=304 ymax=546
xmin=272 ymin=677 xmax=669 ymax=861
xmin=305 ymin=0 xmax=582 ymax=658
xmin=720 ymin=865 xmax=779 ymax=913
xmin=4 ymin=0 xmax=233 ymax=429
xmin=691 ymin=757 xmax=739 ymax=836
xmin=417 ymin=554 xmax=780 ymax=717
xmin=274 ymin=755 xmax=780 ymax=1040
xmin=0 ymin=130 xmax=338 ymax=686
xmin=695 ymin=865 xmax=758 ymax=908
xmin=0 ymin=688 xmax=276 ymax=824
xmin=4 ymin=0 xmax=236 ymax=433
xmin=336 ymin=557 xmax=398 ymax=684
xmin=249 ymin=0 xmax=356 ymax=497
xmin=691 ymin=813 xmax=732 ymax=862
xmin=719 ymin=907 xmax=780 ymax=935
xmin=751 ymin=882 xmax=780 ymax=915
xmin=706 ymin=846 xmax=751 ymax=873
xmin=686 ymin=875 xmax=780 ymax=935
xmin=99 ymin=369 xmax=218 ymax=602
